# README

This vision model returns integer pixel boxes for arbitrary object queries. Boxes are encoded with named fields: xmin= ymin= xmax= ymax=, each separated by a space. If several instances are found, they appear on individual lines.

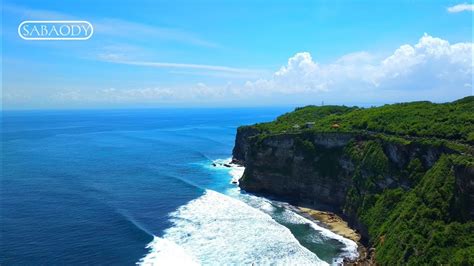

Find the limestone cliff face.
xmin=237 ymin=129 xmax=356 ymax=207
xmin=233 ymin=126 xmax=470 ymax=240
xmin=232 ymin=126 xmax=260 ymax=165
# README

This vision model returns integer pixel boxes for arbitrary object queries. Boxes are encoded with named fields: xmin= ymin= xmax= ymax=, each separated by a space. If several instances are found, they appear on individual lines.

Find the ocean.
xmin=1 ymin=108 xmax=358 ymax=265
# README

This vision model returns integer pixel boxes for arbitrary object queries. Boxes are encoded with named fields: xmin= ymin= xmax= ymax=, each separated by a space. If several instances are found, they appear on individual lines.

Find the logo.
xmin=18 ymin=21 xmax=93 ymax=41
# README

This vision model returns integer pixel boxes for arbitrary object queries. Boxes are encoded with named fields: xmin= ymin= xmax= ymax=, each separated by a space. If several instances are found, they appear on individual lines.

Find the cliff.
xmin=233 ymin=97 xmax=474 ymax=265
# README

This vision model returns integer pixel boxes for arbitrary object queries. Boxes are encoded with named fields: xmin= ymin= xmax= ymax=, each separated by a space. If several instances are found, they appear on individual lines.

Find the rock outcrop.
xmin=233 ymin=126 xmax=473 ymax=242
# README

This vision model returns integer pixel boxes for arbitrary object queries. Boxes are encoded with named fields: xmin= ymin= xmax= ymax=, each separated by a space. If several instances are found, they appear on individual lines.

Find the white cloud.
xmin=447 ymin=3 xmax=474 ymax=13
xmin=53 ymin=87 xmax=176 ymax=103
xmin=101 ymin=58 xmax=264 ymax=76
xmin=244 ymin=34 xmax=473 ymax=102
xmin=9 ymin=34 xmax=472 ymax=107
xmin=95 ymin=45 xmax=268 ymax=78
xmin=50 ymin=83 xmax=240 ymax=105
xmin=167 ymin=70 xmax=264 ymax=79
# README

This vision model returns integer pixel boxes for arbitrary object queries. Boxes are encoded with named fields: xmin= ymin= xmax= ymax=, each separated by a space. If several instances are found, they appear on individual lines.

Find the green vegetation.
xmin=363 ymin=155 xmax=474 ymax=265
xmin=241 ymin=96 xmax=474 ymax=265
xmin=295 ymin=137 xmax=316 ymax=156
xmin=340 ymin=122 xmax=473 ymax=265
xmin=250 ymin=96 xmax=474 ymax=144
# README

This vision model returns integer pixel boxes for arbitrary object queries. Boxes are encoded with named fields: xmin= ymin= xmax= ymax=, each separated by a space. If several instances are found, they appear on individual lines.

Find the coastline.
xmin=227 ymin=159 xmax=371 ymax=265
xmin=294 ymin=207 xmax=374 ymax=265
xmin=283 ymin=203 xmax=371 ymax=265
xmin=297 ymin=207 xmax=360 ymax=243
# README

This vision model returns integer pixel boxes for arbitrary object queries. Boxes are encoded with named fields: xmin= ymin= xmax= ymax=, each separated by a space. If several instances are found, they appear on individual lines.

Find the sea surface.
xmin=1 ymin=108 xmax=357 ymax=265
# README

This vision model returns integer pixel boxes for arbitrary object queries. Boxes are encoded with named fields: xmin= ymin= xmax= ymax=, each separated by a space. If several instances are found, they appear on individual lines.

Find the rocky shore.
xmin=297 ymin=207 xmax=360 ymax=243
xmin=228 ymin=159 xmax=367 ymax=264
xmin=295 ymin=207 xmax=375 ymax=265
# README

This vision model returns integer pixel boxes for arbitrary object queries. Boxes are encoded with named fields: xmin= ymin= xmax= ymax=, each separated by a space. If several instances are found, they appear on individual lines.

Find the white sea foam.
xmin=212 ymin=157 xmax=233 ymax=164
xmin=139 ymin=158 xmax=358 ymax=265
xmin=279 ymin=204 xmax=359 ymax=262
xmin=231 ymin=190 xmax=359 ymax=262
xmin=213 ymin=158 xmax=358 ymax=262
xmin=138 ymin=190 xmax=328 ymax=265
xmin=210 ymin=157 xmax=245 ymax=184
xmin=229 ymin=166 xmax=245 ymax=184
xmin=138 ymin=237 xmax=199 ymax=265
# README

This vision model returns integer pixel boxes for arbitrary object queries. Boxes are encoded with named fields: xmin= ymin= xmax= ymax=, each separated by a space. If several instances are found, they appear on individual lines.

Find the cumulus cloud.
xmin=447 ymin=3 xmax=474 ymax=13
xmin=244 ymin=34 xmax=473 ymax=102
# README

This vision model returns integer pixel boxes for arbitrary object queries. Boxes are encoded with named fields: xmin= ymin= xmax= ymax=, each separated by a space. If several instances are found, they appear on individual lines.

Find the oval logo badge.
xmin=18 ymin=21 xmax=94 ymax=41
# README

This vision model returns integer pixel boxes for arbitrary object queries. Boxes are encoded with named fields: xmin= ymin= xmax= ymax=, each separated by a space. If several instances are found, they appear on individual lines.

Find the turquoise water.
xmin=1 ymin=108 xmax=357 ymax=265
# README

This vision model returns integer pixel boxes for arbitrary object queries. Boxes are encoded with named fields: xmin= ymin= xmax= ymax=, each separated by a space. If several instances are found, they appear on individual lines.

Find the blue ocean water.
xmin=1 ymin=108 xmax=357 ymax=265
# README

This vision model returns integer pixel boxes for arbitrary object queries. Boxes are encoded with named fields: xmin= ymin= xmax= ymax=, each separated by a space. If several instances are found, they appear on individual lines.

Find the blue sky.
xmin=2 ymin=0 xmax=473 ymax=109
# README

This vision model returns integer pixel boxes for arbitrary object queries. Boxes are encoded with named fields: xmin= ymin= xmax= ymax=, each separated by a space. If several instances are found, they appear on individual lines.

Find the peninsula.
xmin=232 ymin=96 xmax=474 ymax=265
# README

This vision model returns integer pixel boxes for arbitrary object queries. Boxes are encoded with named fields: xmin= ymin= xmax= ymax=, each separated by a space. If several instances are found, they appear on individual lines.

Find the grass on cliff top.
xmin=249 ymin=96 xmax=474 ymax=144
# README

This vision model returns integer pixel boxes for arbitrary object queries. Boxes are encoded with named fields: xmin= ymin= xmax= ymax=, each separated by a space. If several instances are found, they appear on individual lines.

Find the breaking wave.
xmin=138 ymin=158 xmax=358 ymax=265
xmin=138 ymin=190 xmax=328 ymax=265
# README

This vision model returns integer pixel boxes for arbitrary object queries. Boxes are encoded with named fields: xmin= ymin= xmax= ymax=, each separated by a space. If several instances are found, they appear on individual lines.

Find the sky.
xmin=1 ymin=0 xmax=473 ymax=109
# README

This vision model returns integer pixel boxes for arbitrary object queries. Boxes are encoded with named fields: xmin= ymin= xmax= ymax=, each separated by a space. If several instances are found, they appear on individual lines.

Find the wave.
xmin=267 ymin=200 xmax=358 ymax=263
xmin=225 ymin=188 xmax=359 ymax=263
xmin=138 ymin=157 xmax=358 ymax=265
xmin=286 ymin=209 xmax=358 ymax=262
xmin=214 ymin=158 xmax=359 ymax=264
xmin=138 ymin=190 xmax=328 ymax=265
xmin=209 ymin=157 xmax=245 ymax=184
xmin=139 ymin=237 xmax=200 ymax=265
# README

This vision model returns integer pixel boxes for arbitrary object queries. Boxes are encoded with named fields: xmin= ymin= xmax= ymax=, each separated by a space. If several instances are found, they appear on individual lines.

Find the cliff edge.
xmin=233 ymin=97 xmax=474 ymax=265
